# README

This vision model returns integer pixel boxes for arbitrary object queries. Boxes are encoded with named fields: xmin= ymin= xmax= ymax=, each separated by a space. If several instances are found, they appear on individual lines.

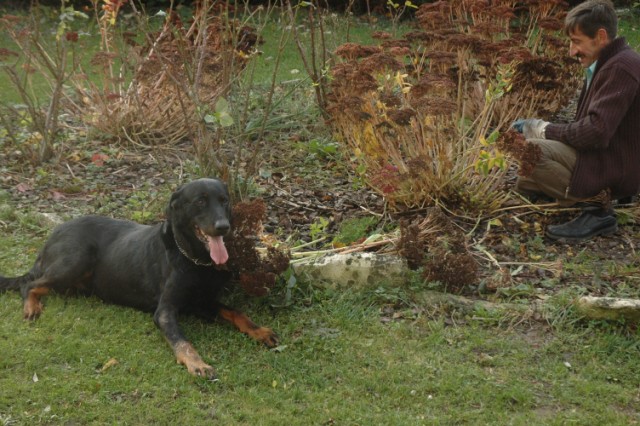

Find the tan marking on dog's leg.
xmin=23 ymin=287 xmax=49 ymax=320
xmin=218 ymin=308 xmax=279 ymax=348
xmin=174 ymin=341 xmax=215 ymax=378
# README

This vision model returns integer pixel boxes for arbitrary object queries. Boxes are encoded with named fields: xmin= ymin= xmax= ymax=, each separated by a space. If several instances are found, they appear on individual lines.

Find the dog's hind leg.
xmin=21 ymin=277 xmax=51 ymax=320
xmin=0 ymin=262 xmax=52 ymax=320
xmin=218 ymin=306 xmax=279 ymax=348
xmin=19 ymin=250 xmax=96 ymax=320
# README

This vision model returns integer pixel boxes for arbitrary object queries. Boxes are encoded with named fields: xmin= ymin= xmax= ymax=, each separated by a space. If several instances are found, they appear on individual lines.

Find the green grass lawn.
xmin=1 ymin=231 xmax=639 ymax=425
xmin=1 ymin=284 xmax=639 ymax=425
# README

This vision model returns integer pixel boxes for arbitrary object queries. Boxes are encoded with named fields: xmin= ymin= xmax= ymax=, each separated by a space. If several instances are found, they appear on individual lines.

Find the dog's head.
xmin=166 ymin=178 xmax=232 ymax=265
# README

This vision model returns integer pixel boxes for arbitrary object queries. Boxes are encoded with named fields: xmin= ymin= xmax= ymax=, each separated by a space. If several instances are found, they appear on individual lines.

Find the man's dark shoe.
xmin=615 ymin=196 xmax=636 ymax=205
xmin=546 ymin=209 xmax=618 ymax=242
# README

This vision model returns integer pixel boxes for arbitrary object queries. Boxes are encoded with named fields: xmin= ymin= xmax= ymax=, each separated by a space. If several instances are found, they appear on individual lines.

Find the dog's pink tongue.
xmin=208 ymin=236 xmax=228 ymax=265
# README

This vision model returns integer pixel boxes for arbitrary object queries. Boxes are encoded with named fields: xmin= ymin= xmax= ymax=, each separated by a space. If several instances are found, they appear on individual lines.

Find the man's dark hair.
xmin=565 ymin=0 xmax=617 ymax=40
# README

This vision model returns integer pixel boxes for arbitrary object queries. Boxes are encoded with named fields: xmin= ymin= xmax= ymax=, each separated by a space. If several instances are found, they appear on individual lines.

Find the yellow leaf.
xmin=68 ymin=151 xmax=81 ymax=162
xmin=99 ymin=358 xmax=119 ymax=373
xmin=489 ymin=218 xmax=503 ymax=227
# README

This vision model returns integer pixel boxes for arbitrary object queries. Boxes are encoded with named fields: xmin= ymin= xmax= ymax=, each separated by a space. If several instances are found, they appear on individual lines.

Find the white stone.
xmin=38 ymin=212 xmax=64 ymax=228
xmin=292 ymin=253 xmax=409 ymax=288
xmin=575 ymin=296 xmax=640 ymax=321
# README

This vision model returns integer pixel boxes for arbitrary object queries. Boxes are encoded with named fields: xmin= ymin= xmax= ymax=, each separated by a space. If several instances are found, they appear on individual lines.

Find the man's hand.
xmin=511 ymin=119 xmax=525 ymax=133
xmin=511 ymin=118 xmax=549 ymax=139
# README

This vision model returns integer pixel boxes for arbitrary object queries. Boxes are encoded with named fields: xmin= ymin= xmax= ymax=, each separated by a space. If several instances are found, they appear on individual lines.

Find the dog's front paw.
xmin=218 ymin=308 xmax=280 ymax=348
xmin=175 ymin=341 xmax=216 ymax=379
xmin=252 ymin=327 xmax=279 ymax=348
xmin=184 ymin=359 xmax=216 ymax=379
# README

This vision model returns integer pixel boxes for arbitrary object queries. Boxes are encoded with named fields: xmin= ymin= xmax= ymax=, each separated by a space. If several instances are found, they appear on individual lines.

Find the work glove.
xmin=511 ymin=119 xmax=525 ymax=133
xmin=511 ymin=118 xmax=549 ymax=139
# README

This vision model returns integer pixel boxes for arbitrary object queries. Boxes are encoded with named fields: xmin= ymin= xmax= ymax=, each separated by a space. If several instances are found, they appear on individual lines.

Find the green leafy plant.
xmin=333 ymin=216 xmax=379 ymax=245
xmin=309 ymin=216 xmax=330 ymax=242
xmin=203 ymin=97 xmax=235 ymax=129
xmin=386 ymin=0 xmax=418 ymax=36
xmin=297 ymin=137 xmax=340 ymax=161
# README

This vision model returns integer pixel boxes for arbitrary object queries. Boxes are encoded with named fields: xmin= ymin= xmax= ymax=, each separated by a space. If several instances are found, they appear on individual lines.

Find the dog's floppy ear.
xmin=162 ymin=186 xmax=183 ymax=247
xmin=166 ymin=185 xmax=184 ymax=219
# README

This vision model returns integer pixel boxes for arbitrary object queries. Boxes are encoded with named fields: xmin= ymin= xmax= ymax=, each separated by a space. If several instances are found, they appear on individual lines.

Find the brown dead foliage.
xmin=398 ymin=207 xmax=478 ymax=292
xmin=225 ymin=199 xmax=290 ymax=297
xmin=496 ymin=130 xmax=542 ymax=177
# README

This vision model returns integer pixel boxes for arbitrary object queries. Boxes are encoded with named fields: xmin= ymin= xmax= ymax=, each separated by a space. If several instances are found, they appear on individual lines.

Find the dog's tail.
xmin=0 ymin=271 xmax=35 ymax=292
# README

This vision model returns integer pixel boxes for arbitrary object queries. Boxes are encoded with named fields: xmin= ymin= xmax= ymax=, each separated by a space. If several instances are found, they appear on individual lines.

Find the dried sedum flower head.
xmin=496 ymin=130 xmax=542 ymax=177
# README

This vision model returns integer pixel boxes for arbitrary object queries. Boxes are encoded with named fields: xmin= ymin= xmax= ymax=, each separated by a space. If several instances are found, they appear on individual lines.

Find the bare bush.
xmin=69 ymin=1 xmax=256 ymax=152
xmin=1 ymin=7 xmax=86 ymax=164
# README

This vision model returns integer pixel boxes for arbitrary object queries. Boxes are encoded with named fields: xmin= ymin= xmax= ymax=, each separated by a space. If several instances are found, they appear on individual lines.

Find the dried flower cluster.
xmin=398 ymin=207 xmax=478 ymax=292
xmin=495 ymin=130 xmax=542 ymax=177
xmin=327 ymin=0 xmax=581 ymax=214
xmin=225 ymin=200 xmax=290 ymax=297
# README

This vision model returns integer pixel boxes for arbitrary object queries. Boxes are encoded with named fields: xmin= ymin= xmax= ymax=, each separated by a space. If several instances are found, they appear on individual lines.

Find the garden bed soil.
xmin=1 ymin=131 xmax=639 ymax=301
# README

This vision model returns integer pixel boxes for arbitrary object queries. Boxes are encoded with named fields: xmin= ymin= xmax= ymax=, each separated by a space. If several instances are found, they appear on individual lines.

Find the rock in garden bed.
xmin=575 ymin=296 xmax=640 ymax=321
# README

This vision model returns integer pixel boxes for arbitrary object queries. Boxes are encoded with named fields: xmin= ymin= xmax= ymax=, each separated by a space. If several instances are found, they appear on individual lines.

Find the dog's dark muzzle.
xmin=213 ymin=219 xmax=230 ymax=236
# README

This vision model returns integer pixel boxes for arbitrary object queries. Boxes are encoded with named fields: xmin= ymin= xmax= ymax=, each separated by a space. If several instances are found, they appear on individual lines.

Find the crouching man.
xmin=513 ymin=0 xmax=640 ymax=242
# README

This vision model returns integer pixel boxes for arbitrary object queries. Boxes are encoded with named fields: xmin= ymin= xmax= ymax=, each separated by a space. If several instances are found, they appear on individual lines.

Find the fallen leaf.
xmin=32 ymin=372 xmax=39 ymax=382
xmin=16 ymin=182 xmax=32 ymax=193
xmin=99 ymin=358 xmax=119 ymax=373
xmin=91 ymin=153 xmax=109 ymax=167
xmin=271 ymin=344 xmax=288 ymax=353
xmin=67 ymin=151 xmax=82 ymax=162
xmin=51 ymin=191 xmax=67 ymax=201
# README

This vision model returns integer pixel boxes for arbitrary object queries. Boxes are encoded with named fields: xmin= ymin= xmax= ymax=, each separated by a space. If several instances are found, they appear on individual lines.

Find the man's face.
xmin=568 ymin=27 xmax=609 ymax=68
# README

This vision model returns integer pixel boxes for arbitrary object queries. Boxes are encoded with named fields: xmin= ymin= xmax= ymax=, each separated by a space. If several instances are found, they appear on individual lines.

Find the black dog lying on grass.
xmin=0 ymin=178 xmax=278 ymax=379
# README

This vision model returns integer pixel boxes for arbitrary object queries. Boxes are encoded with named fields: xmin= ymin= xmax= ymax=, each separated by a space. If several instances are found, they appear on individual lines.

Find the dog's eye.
xmin=195 ymin=198 xmax=207 ymax=207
